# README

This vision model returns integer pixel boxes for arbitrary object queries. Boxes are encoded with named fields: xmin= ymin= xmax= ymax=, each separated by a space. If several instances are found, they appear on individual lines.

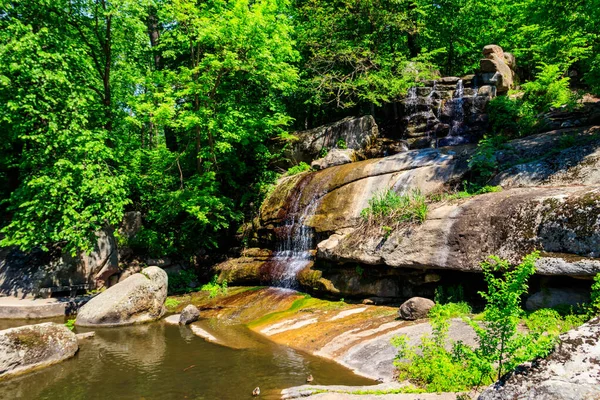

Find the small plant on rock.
xmin=201 ymin=275 xmax=228 ymax=298
xmin=361 ymin=189 xmax=428 ymax=225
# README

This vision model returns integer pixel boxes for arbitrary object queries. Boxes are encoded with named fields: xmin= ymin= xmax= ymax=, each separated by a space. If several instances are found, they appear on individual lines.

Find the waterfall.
xmin=406 ymin=86 xmax=418 ymax=115
xmin=269 ymin=189 xmax=320 ymax=289
xmin=427 ymin=80 xmax=441 ymax=119
xmin=440 ymin=79 xmax=466 ymax=146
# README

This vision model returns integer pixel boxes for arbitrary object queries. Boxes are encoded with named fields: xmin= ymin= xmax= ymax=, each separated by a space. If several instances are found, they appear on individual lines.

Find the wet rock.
xmin=76 ymin=331 xmax=96 ymax=341
xmin=525 ymin=288 xmax=590 ymax=311
xmin=287 ymin=116 xmax=379 ymax=163
xmin=75 ymin=266 xmax=168 ymax=327
xmin=0 ymin=322 xmax=78 ymax=378
xmin=179 ymin=305 xmax=200 ymax=325
xmin=311 ymin=149 xmax=357 ymax=170
xmin=479 ymin=317 xmax=600 ymax=400
xmin=398 ymin=297 xmax=435 ymax=320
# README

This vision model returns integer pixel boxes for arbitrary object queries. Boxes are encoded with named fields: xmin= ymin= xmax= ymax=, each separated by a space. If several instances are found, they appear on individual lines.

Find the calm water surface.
xmin=0 ymin=319 xmax=374 ymax=400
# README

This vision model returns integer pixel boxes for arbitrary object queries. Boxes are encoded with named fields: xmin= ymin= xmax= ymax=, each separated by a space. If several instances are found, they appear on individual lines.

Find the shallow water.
xmin=0 ymin=320 xmax=374 ymax=400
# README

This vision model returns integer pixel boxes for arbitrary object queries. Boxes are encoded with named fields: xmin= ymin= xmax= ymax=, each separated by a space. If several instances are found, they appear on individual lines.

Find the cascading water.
xmin=268 ymin=189 xmax=321 ymax=289
xmin=439 ymin=79 xmax=467 ymax=146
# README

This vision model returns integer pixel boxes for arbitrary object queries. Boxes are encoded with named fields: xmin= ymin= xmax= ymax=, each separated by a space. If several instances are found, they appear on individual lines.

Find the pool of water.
xmin=0 ymin=319 xmax=374 ymax=400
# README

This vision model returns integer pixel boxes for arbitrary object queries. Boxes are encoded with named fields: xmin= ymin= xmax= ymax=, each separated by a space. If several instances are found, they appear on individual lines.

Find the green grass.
xmin=164 ymin=298 xmax=181 ymax=309
xmin=361 ymin=189 xmax=428 ymax=224
xmin=430 ymin=185 xmax=502 ymax=203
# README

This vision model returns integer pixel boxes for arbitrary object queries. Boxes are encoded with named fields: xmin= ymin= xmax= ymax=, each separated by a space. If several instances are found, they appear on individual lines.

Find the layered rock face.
xmin=287 ymin=115 xmax=379 ymax=164
xmin=75 ymin=266 xmax=168 ymax=327
xmin=479 ymin=317 xmax=600 ymax=400
xmin=400 ymin=45 xmax=516 ymax=149
xmin=218 ymin=124 xmax=600 ymax=299
xmin=0 ymin=322 xmax=79 ymax=378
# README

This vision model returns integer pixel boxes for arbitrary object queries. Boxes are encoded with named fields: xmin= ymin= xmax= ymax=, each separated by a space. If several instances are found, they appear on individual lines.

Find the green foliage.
xmin=361 ymin=189 xmax=428 ymax=225
xmin=167 ymin=269 xmax=198 ymax=295
xmin=201 ymin=275 xmax=228 ymax=298
xmin=65 ymin=319 xmax=76 ymax=331
xmin=335 ymin=139 xmax=347 ymax=149
xmin=473 ymin=252 xmax=557 ymax=381
xmin=522 ymin=64 xmax=577 ymax=112
xmin=468 ymin=136 xmax=507 ymax=182
xmin=392 ymin=303 xmax=488 ymax=392
xmin=285 ymin=162 xmax=312 ymax=176
xmin=164 ymin=298 xmax=181 ymax=309
xmin=590 ymin=273 xmax=600 ymax=316
xmin=430 ymin=184 xmax=502 ymax=203
xmin=392 ymin=252 xmax=577 ymax=392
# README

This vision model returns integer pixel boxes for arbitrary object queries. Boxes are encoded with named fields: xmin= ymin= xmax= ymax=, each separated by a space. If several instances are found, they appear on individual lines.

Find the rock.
xmin=398 ymin=297 xmax=435 ymax=320
xmin=146 ymin=257 xmax=172 ymax=268
xmin=479 ymin=45 xmax=514 ymax=93
xmin=119 ymin=211 xmax=142 ymax=239
xmin=318 ymin=186 xmax=600 ymax=277
xmin=75 ymin=266 xmax=168 ymax=327
xmin=311 ymin=148 xmax=357 ymax=170
xmin=478 ymin=317 xmax=600 ymax=400
xmin=0 ymin=322 xmax=78 ymax=378
xmin=525 ymin=288 xmax=590 ymax=311
xmin=287 ymin=116 xmax=379 ymax=163
xmin=76 ymin=331 xmax=96 ymax=341
xmin=482 ymin=44 xmax=504 ymax=58
xmin=179 ymin=304 xmax=200 ymax=325
xmin=82 ymin=227 xmax=120 ymax=288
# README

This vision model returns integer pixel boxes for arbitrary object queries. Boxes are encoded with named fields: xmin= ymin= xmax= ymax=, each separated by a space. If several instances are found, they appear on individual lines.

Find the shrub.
xmin=429 ymin=302 xmax=472 ymax=319
xmin=285 ymin=162 xmax=312 ymax=176
xmin=361 ymin=189 xmax=428 ymax=224
xmin=336 ymin=138 xmax=347 ymax=149
xmin=590 ymin=273 xmax=600 ymax=316
xmin=201 ymin=275 xmax=228 ymax=298
xmin=391 ymin=303 xmax=487 ymax=392
xmin=468 ymin=136 xmax=506 ymax=182
xmin=434 ymin=285 xmax=465 ymax=304
xmin=522 ymin=63 xmax=577 ymax=112
xmin=65 ymin=319 xmax=76 ymax=331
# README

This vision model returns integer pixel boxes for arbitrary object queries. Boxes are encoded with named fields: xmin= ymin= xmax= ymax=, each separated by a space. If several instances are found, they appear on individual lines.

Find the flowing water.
xmin=0 ymin=319 xmax=373 ymax=400
xmin=268 ymin=182 xmax=321 ymax=289
xmin=439 ymin=79 xmax=467 ymax=147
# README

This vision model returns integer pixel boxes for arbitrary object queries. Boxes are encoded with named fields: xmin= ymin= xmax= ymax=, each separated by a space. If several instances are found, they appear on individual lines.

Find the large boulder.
xmin=479 ymin=317 xmax=600 ymax=400
xmin=75 ymin=266 xmax=168 ymax=327
xmin=479 ymin=45 xmax=515 ymax=93
xmin=0 ymin=322 xmax=78 ymax=378
xmin=287 ymin=116 xmax=379 ymax=164
xmin=398 ymin=297 xmax=435 ymax=320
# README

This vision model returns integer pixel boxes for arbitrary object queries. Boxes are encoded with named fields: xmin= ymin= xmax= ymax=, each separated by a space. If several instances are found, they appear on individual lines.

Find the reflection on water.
xmin=0 ymin=321 xmax=374 ymax=400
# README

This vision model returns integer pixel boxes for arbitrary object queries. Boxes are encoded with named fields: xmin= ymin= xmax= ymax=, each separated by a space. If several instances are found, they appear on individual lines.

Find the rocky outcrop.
xmin=525 ymin=288 xmax=590 ymax=311
xmin=399 ymin=45 xmax=516 ymax=149
xmin=75 ymin=266 xmax=168 ymax=327
xmin=0 ymin=227 xmax=118 ymax=298
xmin=319 ymin=186 xmax=600 ymax=276
xmin=480 ymin=44 xmax=515 ymax=93
xmin=0 ymin=322 xmax=78 ymax=378
xmin=287 ymin=116 xmax=379 ymax=164
xmin=311 ymin=149 xmax=358 ymax=170
xmin=398 ymin=297 xmax=435 ymax=320
xmin=479 ymin=317 xmax=600 ymax=400
xmin=179 ymin=304 xmax=200 ymax=325
xmin=261 ymin=147 xmax=469 ymax=234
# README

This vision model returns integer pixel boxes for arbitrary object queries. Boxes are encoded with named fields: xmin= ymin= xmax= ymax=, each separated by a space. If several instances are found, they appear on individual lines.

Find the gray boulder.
xmin=288 ymin=116 xmax=378 ymax=163
xmin=0 ymin=322 xmax=78 ymax=378
xmin=311 ymin=149 xmax=357 ymax=170
xmin=75 ymin=266 xmax=168 ymax=327
xmin=479 ymin=317 xmax=600 ymax=400
xmin=398 ymin=297 xmax=435 ymax=320
xmin=525 ymin=288 xmax=590 ymax=311
xmin=179 ymin=304 xmax=200 ymax=325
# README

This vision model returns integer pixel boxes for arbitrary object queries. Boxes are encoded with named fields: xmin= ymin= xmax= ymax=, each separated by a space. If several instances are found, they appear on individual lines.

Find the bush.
xmin=522 ymin=63 xmax=577 ymax=112
xmin=285 ymin=162 xmax=312 ymax=176
xmin=201 ymin=275 xmax=228 ymax=298
xmin=391 ymin=303 xmax=487 ymax=392
xmin=392 ymin=251 xmax=575 ymax=392
xmin=361 ymin=189 xmax=428 ymax=224
xmin=590 ymin=273 xmax=600 ymax=316
xmin=434 ymin=285 xmax=465 ymax=304
xmin=468 ymin=136 xmax=506 ymax=182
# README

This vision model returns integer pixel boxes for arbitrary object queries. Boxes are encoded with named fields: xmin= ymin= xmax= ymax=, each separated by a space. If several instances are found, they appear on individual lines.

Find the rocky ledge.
xmin=0 ymin=322 xmax=79 ymax=378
